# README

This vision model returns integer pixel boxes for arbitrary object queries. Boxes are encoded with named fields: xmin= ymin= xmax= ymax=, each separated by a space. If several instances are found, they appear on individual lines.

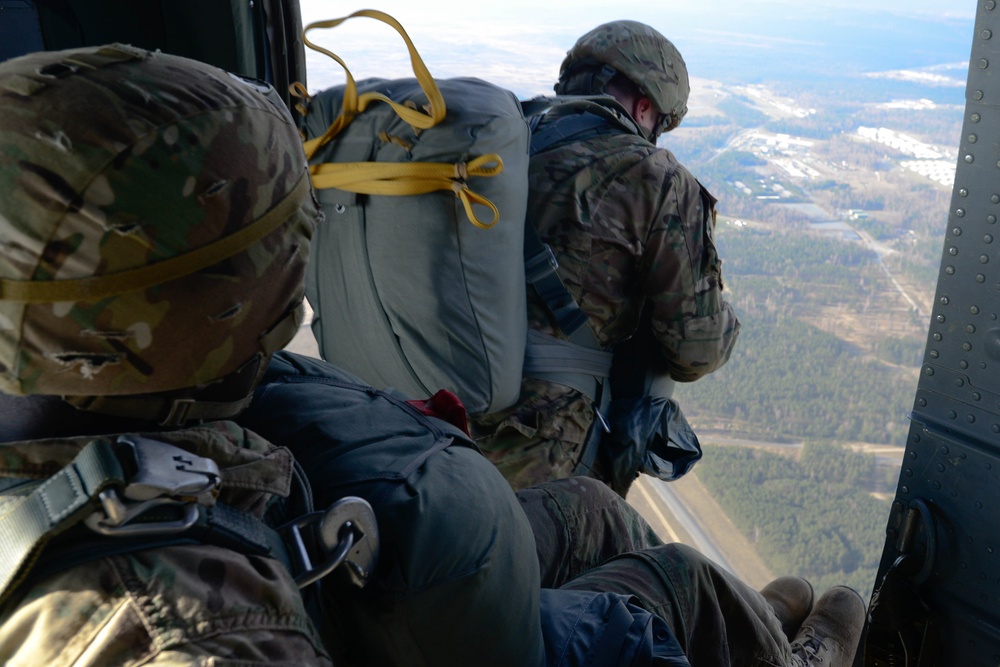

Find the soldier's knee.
xmin=636 ymin=542 xmax=723 ymax=599
xmin=378 ymin=445 xmax=544 ymax=665
xmin=527 ymin=475 xmax=622 ymax=513
xmin=655 ymin=543 xmax=713 ymax=571
xmin=663 ymin=542 xmax=700 ymax=560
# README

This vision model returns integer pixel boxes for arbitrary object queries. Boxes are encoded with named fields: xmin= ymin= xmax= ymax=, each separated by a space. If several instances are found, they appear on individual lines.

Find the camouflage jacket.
xmin=475 ymin=104 xmax=740 ymax=447
xmin=0 ymin=418 xmax=331 ymax=666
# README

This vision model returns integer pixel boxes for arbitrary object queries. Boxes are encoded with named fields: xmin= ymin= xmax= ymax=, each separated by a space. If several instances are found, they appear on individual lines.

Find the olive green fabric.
xmin=302 ymin=77 xmax=530 ymax=414
xmin=242 ymin=352 xmax=546 ymax=667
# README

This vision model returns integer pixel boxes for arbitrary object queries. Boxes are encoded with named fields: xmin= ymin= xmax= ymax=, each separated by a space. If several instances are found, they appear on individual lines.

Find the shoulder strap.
xmin=0 ymin=432 xmax=374 ymax=608
xmin=519 ymin=95 xmax=623 ymax=405
xmin=522 ymin=219 xmax=610 ymax=402
xmin=523 ymin=224 xmax=594 ymax=347
xmin=0 ymin=439 xmax=123 ymax=608
xmin=530 ymin=112 xmax=613 ymax=156
xmin=521 ymin=94 xmax=641 ymax=140
xmin=522 ymin=95 xmax=641 ymax=155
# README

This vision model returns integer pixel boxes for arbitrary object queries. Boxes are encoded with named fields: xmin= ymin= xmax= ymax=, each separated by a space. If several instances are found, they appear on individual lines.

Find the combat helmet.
xmin=555 ymin=20 xmax=690 ymax=137
xmin=0 ymin=44 xmax=320 ymax=425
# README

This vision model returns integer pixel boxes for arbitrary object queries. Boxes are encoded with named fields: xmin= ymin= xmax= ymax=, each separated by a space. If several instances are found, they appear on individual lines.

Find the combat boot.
xmin=789 ymin=586 xmax=866 ymax=667
xmin=760 ymin=576 xmax=814 ymax=640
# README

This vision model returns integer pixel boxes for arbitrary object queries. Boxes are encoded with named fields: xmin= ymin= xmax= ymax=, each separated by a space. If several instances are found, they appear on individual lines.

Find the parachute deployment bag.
xmin=299 ymin=11 xmax=529 ymax=413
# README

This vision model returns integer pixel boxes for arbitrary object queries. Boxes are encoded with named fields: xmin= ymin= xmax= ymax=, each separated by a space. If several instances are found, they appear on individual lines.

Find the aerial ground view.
xmin=294 ymin=0 xmax=975 ymax=598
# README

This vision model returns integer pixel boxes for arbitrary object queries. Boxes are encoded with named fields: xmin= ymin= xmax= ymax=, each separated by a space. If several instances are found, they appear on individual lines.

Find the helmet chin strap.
xmin=62 ymin=301 xmax=306 ymax=427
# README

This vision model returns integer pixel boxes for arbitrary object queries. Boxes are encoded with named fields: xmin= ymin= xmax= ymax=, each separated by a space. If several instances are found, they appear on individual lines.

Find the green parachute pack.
xmin=298 ymin=10 xmax=530 ymax=414
xmin=295 ymin=10 xmax=704 ymax=487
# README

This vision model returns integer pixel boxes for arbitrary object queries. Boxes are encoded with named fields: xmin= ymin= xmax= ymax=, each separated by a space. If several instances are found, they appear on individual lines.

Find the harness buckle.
xmin=84 ymin=435 xmax=222 ymax=536
xmin=524 ymin=242 xmax=559 ymax=284
xmin=283 ymin=496 xmax=380 ymax=589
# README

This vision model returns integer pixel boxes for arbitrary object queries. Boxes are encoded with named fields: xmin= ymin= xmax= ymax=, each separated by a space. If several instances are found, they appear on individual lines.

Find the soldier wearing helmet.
xmin=555 ymin=19 xmax=691 ymax=139
xmin=0 ymin=38 xmax=549 ymax=667
xmin=0 ymin=39 xmax=862 ymax=667
xmin=0 ymin=43 xmax=331 ymax=664
xmin=471 ymin=20 xmax=742 ymax=497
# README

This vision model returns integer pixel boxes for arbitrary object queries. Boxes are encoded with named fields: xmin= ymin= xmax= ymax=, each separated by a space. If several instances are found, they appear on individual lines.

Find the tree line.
xmin=694 ymin=443 xmax=891 ymax=597
xmin=675 ymin=228 xmax=922 ymax=445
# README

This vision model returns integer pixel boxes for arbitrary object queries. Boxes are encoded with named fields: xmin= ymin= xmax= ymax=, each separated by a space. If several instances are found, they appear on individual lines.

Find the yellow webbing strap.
xmin=0 ymin=174 xmax=310 ymax=304
xmin=309 ymin=154 xmax=504 ymax=229
xmin=301 ymin=9 xmax=446 ymax=160
xmin=300 ymin=9 xmax=504 ymax=228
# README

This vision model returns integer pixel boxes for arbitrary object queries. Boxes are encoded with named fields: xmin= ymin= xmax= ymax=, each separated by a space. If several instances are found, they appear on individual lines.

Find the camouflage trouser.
xmin=0 ymin=544 xmax=331 ymax=667
xmin=521 ymin=477 xmax=792 ymax=667
xmin=516 ymin=476 xmax=663 ymax=587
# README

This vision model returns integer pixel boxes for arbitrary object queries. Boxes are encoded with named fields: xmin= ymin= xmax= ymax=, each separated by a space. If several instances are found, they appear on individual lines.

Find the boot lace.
xmin=790 ymin=627 xmax=829 ymax=665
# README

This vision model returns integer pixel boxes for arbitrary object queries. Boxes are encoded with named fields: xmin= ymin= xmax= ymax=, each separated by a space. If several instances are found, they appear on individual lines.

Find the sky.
xmin=298 ymin=1 xmax=976 ymax=98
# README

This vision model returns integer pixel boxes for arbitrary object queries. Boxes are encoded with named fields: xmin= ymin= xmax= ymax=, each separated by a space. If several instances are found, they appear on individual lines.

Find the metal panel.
xmin=864 ymin=3 xmax=1000 ymax=665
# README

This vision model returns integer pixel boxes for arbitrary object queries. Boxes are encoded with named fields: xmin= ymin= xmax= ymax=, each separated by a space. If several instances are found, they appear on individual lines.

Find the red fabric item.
xmin=407 ymin=390 xmax=470 ymax=435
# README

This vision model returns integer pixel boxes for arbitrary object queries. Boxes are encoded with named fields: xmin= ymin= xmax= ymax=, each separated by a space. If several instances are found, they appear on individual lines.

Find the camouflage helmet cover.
xmin=0 ymin=44 xmax=319 ymax=398
xmin=558 ymin=20 xmax=690 ymax=126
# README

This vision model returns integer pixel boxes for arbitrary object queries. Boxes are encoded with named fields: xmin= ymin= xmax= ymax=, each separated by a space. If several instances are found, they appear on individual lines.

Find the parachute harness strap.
xmin=300 ymin=9 xmax=503 ymax=228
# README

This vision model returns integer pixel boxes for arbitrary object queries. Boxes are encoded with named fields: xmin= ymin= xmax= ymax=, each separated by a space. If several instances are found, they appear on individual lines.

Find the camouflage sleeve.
xmin=639 ymin=157 xmax=741 ymax=382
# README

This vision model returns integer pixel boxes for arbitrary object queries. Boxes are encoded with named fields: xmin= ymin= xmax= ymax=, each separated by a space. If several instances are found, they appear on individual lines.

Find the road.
xmin=633 ymin=475 xmax=735 ymax=575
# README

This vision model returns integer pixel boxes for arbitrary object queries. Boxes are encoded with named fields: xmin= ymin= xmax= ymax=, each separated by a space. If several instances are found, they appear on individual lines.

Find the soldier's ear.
xmin=631 ymin=96 xmax=658 ymax=136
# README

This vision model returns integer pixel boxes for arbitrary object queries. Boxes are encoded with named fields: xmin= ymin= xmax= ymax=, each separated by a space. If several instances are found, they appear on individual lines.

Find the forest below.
xmin=696 ymin=443 xmax=891 ymax=598
xmin=674 ymin=227 xmax=924 ymax=445
xmin=651 ymin=75 xmax=955 ymax=592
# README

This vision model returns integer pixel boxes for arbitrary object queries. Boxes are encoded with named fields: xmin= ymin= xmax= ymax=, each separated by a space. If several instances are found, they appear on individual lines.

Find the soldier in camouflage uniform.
xmin=0 ymin=45 xmax=331 ymax=665
xmin=471 ymin=21 xmax=741 ymax=495
xmin=0 ymin=42 xmax=864 ymax=667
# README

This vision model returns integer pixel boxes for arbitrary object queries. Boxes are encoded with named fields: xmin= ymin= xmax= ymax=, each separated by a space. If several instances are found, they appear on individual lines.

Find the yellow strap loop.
xmin=289 ymin=81 xmax=312 ymax=118
xmin=302 ymin=9 xmax=446 ymax=160
xmin=310 ymin=154 xmax=503 ymax=228
xmin=0 ymin=175 xmax=311 ymax=304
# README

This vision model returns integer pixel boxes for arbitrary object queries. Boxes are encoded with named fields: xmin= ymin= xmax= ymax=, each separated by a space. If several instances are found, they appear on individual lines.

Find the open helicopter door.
xmin=860 ymin=2 xmax=1000 ymax=665
xmin=0 ymin=0 xmax=306 ymax=117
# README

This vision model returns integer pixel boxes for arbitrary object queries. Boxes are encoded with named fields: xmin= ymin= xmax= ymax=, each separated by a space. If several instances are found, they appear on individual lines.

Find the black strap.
xmin=26 ymin=500 xmax=292 ymax=588
xmin=530 ymin=112 xmax=613 ymax=156
xmin=0 ymin=439 xmax=302 ymax=608
xmin=521 ymin=95 xmax=640 ymax=145
xmin=523 ymin=226 xmax=595 ymax=347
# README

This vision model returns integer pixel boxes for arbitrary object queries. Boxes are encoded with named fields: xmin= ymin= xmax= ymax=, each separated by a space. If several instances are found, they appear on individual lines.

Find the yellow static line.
xmin=635 ymin=476 xmax=682 ymax=543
